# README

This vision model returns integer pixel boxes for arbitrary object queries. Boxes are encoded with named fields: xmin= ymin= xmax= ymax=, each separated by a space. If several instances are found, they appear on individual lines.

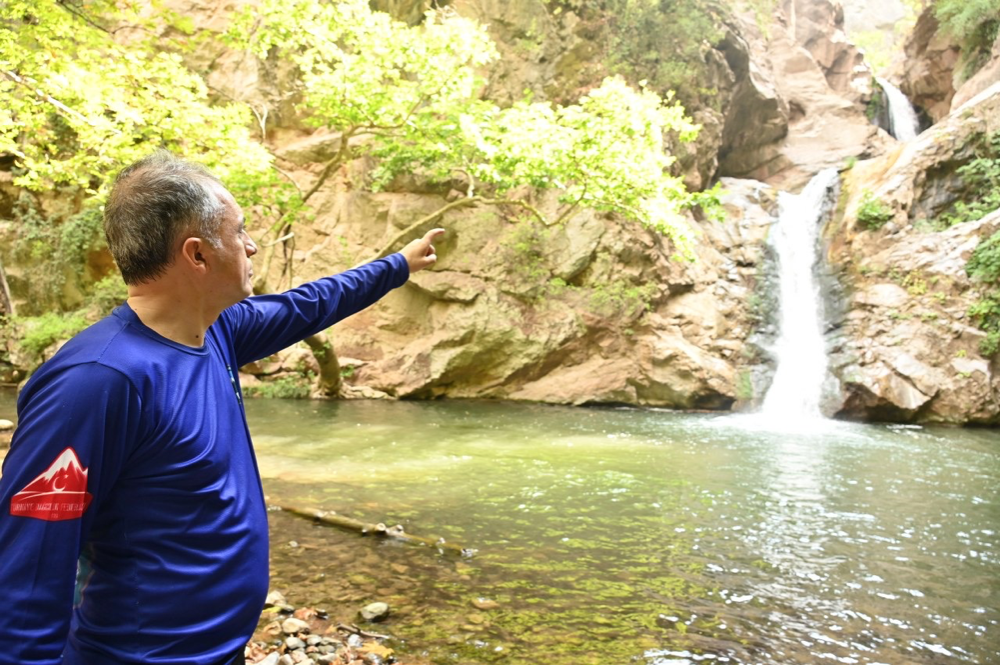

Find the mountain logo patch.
xmin=10 ymin=448 xmax=93 ymax=521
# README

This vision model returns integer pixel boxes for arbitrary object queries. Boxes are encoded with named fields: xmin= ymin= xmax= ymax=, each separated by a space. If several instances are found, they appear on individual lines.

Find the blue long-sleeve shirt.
xmin=0 ymin=254 xmax=409 ymax=664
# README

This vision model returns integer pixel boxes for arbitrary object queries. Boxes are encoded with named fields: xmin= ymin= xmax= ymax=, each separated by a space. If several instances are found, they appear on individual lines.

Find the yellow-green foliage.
xmin=934 ymin=0 xmax=1000 ymax=81
xmin=13 ymin=312 xmax=88 ymax=361
xmin=937 ymin=132 xmax=1000 ymax=228
xmin=0 ymin=1 xmax=276 ymax=201
xmin=228 ymin=0 xmax=703 ymax=255
xmin=602 ymin=0 xmax=724 ymax=110
xmin=0 ymin=0 xmax=287 ymax=315
xmin=243 ymin=374 xmax=313 ymax=399
xmin=857 ymin=191 xmax=893 ymax=230
xmin=966 ymin=229 xmax=1000 ymax=355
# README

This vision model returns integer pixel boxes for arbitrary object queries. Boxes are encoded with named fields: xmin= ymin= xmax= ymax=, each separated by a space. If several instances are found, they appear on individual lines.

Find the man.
xmin=0 ymin=150 xmax=443 ymax=664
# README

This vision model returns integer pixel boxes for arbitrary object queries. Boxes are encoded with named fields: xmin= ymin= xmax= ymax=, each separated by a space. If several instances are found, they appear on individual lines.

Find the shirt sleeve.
xmin=222 ymin=253 xmax=410 ymax=367
xmin=0 ymin=363 xmax=142 ymax=665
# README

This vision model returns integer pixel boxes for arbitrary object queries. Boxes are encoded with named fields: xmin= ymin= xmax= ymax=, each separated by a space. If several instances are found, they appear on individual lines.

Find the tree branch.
xmin=301 ymin=126 xmax=358 ymax=204
xmin=3 ymin=70 xmax=119 ymax=135
xmin=369 ymin=195 xmax=548 ymax=261
xmin=272 ymin=166 xmax=303 ymax=198
xmin=55 ymin=0 xmax=111 ymax=35
xmin=553 ymin=184 xmax=588 ymax=226
xmin=370 ymin=196 xmax=482 ymax=261
xmin=262 ymin=232 xmax=294 ymax=248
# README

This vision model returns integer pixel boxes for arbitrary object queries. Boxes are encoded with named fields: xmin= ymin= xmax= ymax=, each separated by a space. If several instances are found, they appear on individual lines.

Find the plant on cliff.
xmin=933 ymin=0 xmax=1000 ymax=81
xmin=937 ymin=131 xmax=1000 ymax=229
xmin=857 ymin=190 xmax=894 ymax=230
xmin=0 ymin=0 xmax=281 ymax=318
xmin=600 ymin=0 xmax=724 ymax=111
xmin=966 ymin=229 xmax=1000 ymax=356
xmin=227 ymin=0 xmax=709 ymax=394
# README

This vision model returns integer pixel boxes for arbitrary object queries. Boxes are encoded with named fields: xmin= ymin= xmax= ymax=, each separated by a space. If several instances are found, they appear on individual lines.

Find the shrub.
xmin=937 ymin=131 xmax=1000 ymax=228
xmin=934 ymin=0 xmax=1000 ymax=81
xmin=244 ymin=374 xmax=313 ymax=399
xmin=966 ymin=229 xmax=1000 ymax=355
xmin=967 ymin=230 xmax=1000 ymax=282
xmin=16 ymin=313 xmax=89 ymax=360
xmin=857 ymin=191 xmax=893 ymax=230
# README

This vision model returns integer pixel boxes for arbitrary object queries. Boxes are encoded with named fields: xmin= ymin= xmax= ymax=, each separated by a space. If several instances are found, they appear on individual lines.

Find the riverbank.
xmin=245 ymin=590 xmax=431 ymax=665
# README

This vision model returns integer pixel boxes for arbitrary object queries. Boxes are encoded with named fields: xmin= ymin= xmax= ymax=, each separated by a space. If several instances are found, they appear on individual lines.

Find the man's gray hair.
xmin=104 ymin=150 xmax=225 ymax=285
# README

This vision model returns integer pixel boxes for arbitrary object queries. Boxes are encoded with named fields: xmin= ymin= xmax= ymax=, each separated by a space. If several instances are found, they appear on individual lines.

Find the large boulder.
xmin=716 ymin=0 xmax=888 ymax=189
xmin=715 ymin=20 xmax=790 ymax=181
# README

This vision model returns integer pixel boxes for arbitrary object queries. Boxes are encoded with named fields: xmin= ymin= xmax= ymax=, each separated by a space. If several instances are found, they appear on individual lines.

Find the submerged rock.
xmin=360 ymin=602 xmax=390 ymax=623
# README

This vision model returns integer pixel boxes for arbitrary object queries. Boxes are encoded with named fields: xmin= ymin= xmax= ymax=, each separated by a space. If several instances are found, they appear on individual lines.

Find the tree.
xmin=229 ymin=0 xmax=705 ymax=257
xmin=226 ymin=0 xmax=710 ymax=394
xmin=0 ymin=0 xmax=276 ymax=201
xmin=0 ymin=0 xmax=282 ymax=315
xmin=2 ymin=0 xmax=710 ymax=397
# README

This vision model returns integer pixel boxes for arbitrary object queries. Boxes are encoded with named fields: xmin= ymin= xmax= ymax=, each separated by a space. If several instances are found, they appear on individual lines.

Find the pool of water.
xmin=247 ymin=399 xmax=999 ymax=664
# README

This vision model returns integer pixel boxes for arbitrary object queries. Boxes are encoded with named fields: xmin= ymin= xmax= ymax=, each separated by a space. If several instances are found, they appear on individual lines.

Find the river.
xmin=246 ymin=398 xmax=999 ymax=664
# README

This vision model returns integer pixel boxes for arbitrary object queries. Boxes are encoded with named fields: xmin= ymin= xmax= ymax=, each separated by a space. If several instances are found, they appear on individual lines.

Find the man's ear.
xmin=180 ymin=237 xmax=208 ymax=272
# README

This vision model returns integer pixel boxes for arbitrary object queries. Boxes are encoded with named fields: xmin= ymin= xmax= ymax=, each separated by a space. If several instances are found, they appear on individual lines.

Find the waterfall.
xmin=760 ymin=169 xmax=840 ymax=420
xmin=875 ymin=77 xmax=920 ymax=142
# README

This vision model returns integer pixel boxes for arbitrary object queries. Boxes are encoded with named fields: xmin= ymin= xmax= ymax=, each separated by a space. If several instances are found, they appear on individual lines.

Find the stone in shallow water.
xmin=281 ymin=617 xmax=310 ymax=635
xmin=472 ymin=597 xmax=500 ymax=610
xmin=360 ymin=601 xmax=390 ymax=622
xmin=284 ymin=636 xmax=306 ymax=650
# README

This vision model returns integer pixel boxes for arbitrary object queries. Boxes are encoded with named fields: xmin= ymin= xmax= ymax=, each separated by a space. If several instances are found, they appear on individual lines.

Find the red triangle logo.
xmin=10 ymin=447 xmax=93 ymax=521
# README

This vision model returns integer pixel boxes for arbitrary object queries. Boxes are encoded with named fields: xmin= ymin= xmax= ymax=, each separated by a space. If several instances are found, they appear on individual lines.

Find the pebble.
xmin=284 ymin=636 xmax=306 ymax=650
xmin=360 ymin=602 xmax=390 ymax=622
xmin=281 ymin=617 xmax=310 ymax=635
xmin=0 ymin=419 xmax=13 ymax=431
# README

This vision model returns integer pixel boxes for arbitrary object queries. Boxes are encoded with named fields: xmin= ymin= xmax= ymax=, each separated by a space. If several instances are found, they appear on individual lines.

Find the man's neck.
xmin=127 ymin=293 xmax=218 ymax=348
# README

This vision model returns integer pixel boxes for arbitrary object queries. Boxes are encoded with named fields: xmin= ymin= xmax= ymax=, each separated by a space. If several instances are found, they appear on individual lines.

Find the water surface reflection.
xmin=248 ymin=400 xmax=997 ymax=664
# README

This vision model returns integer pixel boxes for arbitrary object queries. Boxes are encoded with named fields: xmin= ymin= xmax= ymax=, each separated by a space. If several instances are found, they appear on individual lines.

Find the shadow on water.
xmin=249 ymin=399 xmax=999 ymax=665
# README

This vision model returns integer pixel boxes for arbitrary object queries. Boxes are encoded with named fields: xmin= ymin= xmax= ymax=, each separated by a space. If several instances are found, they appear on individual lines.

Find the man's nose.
xmin=246 ymin=235 xmax=258 ymax=257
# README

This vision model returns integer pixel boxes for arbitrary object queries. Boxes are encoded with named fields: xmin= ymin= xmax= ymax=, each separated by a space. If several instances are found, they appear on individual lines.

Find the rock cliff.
xmin=4 ymin=0 xmax=999 ymax=424
xmin=824 ymin=84 xmax=1000 ymax=423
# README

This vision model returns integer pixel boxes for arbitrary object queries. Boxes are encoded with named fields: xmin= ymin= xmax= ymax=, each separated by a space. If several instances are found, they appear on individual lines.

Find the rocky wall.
xmin=824 ymin=84 xmax=1000 ymax=424
xmin=248 ymin=177 xmax=779 ymax=410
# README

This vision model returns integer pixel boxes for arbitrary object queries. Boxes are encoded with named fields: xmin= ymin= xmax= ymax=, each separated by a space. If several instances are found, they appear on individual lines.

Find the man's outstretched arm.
xmin=224 ymin=229 xmax=444 ymax=367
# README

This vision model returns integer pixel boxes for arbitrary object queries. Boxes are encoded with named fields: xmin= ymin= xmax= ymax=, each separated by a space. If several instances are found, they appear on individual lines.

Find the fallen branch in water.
xmin=273 ymin=504 xmax=474 ymax=556
xmin=336 ymin=623 xmax=390 ymax=641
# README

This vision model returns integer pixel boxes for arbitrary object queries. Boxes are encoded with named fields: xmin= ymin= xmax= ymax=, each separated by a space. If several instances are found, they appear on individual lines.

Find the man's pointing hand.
xmin=401 ymin=228 xmax=445 ymax=274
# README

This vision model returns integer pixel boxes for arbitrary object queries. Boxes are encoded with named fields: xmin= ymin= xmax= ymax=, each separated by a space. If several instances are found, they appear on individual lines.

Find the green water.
xmin=247 ymin=399 xmax=999 ymax=664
